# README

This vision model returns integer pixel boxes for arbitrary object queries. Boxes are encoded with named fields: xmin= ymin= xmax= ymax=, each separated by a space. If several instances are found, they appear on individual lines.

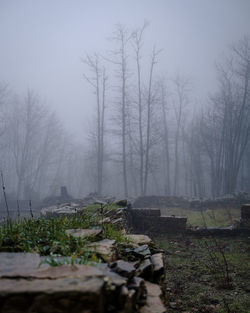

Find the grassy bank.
xmin=157 ymin=236 xmax=250 ymax=313
xmin=0 ymin=203 xmax=127 ymax=260
xmin=160 ymin=207 xmax=240 ymax=227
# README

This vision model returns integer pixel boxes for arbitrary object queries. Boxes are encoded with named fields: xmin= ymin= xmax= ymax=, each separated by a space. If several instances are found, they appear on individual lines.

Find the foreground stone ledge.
xmin=0 ymin=277 xmax=105 ymax=313
xmin=0 ymin=260 xmax=126 ymax=313
xmin=0 ymin=253 xmax=47 ymax=277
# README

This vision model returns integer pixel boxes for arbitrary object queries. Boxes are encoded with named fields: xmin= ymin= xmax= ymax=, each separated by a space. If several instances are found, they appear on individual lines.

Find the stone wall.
xmin=133 ymin=194 xmax=250 ymax=211
xmin=133 ymin=196 xmax=189 ymax=209
xmin=128 ymin=208 xmax=187 ymax=235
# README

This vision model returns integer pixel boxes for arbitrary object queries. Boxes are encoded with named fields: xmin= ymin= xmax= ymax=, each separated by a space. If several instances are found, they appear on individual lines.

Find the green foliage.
xmin=40 ymin=250 xmax=101 ymax=267
xmin=84 ymin=202 xmax=120 ymax=213
xmin=0 ymin=203 xmax=127 ymax=266
xmin=102 ymin=223 xmax=128 ymax=244
xmin=0 ymin=212 xmax=99 ymax=256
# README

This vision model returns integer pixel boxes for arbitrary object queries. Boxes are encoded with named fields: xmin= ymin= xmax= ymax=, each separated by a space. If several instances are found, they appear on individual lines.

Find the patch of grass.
xmin=160 ymin=207 xmax=240 ymax=227
xmin=0 ymin=202 xmax=128 ymax=264
xmin=102 ymin=223 xmax=128 ymax=244
xmin=157 ymin=236 xmax=250 ymax=313
xmin=40 ymin=251 xmax=101 ymax=267
xmin=85 ymin=202 xmax=121 ymax=213
xmin=0 ymin=210 xmax=100 ymax=256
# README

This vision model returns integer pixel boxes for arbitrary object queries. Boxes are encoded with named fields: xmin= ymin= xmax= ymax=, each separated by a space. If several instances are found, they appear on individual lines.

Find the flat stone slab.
xmin=137 ymin=259 xmax=152 ymax=279
xmin=0 ymin=277 xmax=105 ymax=313
xmin=88 ymin=239 xmax=117 ymax=262
xmin=0 ymin=260 xmax=127 ymax=313
xmin=96 ymin=263 xmax=127 ymax=286
xmin=41 ymin=204 xmax=84 ymax=218
xmin=151 ymin=253 xmax=164 ymax=273
xmin=133 ymin=245 xmax=151 ymax=258
xmin=0 ymin=253 xmax=48 ymax=277
xmin=66 ymin=228 xmax=102 ymax=239
xmin=110 ymin=260 xmax=136 ymax=278
xmin=140 ymin=281 xmax=165 ymax=313
xmin=126 ymin=234 xmax=152 ymax=246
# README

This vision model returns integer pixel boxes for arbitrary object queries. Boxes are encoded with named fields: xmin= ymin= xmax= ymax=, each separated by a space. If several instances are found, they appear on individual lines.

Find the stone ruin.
xmin=40 ymin=193 xmax=250 ymax=236
xmin=2 ymin=195 xmax=250 ymax=312
xmin=0 ymin=206 xmax=167 ymax=313
xmin=133 ymin=195 xmax=189 ymax=209
xmin=128 ymin=207 xmax=187 ymax=235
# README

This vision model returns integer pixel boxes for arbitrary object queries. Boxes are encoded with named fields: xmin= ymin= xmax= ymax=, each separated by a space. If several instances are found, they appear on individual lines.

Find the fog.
xmin=0 ymin=0 xmax=250 ymax=204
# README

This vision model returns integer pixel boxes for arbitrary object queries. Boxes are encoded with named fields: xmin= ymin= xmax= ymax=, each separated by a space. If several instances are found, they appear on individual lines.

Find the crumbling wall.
xmin=128 ymin=208 xmax=187 ymax=235
xmin=133 ymin=196 xmax=189 ymax=209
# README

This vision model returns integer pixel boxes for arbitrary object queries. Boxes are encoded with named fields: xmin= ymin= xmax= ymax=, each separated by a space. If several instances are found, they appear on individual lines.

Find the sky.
xmin=0 ymin=0 xmax=250 ymax=138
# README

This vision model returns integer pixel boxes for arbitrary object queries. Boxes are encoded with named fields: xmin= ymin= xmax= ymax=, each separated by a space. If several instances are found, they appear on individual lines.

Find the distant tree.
xmin=6 ymin=90 xmax=65 ymax=199
xmin=82 ymin=53 xmax=107 ymax=195
xmin=131 ymin=21 xmax=148 ymax=195
xmin=201 ymin=36 xmax=250 ymax=196
xmin=108 ymin=24 xmax=131 ymax=197
xmin=159 ymin=80 xmax=171 ymax=196
xmin=172 ymin=75 xmax=189 ymax=196
xmin=143 ymin=47 xmax=161 ymax=195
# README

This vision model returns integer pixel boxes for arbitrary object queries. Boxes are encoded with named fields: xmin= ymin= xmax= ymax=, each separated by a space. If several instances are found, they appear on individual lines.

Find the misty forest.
xmin=1 ymin=25 xmax=250 ymax=202
xmin=0 ymin=2 xmax=250 ymax=313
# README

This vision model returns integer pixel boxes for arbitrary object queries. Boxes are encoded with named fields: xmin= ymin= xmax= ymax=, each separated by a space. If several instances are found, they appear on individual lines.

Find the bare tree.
xmin=201 ymin=36 xmax=250 ymax=196
xmin=143 ymin=47 xmax=161 ymax=195
xmin=82 ymin=54 xmax=107 ymax=195
xmin=6 ymin=90 xmax=66 ymax=199
xmin=131 ymin=22 xmax=148 ymax=195
xmin=172 ymin=76 xmax=189 ymax=196
xmin=108 ymin=24 xmax=131 ymax=197
xmin=159 ymin=80 xmax=171 ymax=196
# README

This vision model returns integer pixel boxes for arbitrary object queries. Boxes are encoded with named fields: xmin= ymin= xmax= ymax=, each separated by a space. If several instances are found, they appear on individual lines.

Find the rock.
xmin=118 ymin=285 xmax=129 ymax=307
xmin=151 ymin=253 xmax=164 ymax=282
xmin=101 ymin=207 xmax=129 ymax=231
xmin=96 ymin=263 xmax=127 ymax=286
xmin=104 ymin=208 xmax=125 ymax=218
xmin=88 ymin=239 xmax=117 ymax=262
xmin=112 ymin=217 xmax=124 ymax=229
xmin=0 ymin=259 xmax=116 ymax=313
xmin=65 ymin=228 xmax=102 ymax=239
xmin=0 ymin=253 xmax=48 ymax=277
xmin=41 ymin=203 xmax=84 ymax=218
xmin=0 ymin=255 xmax=135 ymax=313
xmin=0 ymin=276 xmax=106 ymax=313
xmin=126 ymin=234 xmax=152 ymax=246
xmin=110 ymin=260 xmax=136 ymax=278
xmin=137 ymin=259 xmax=153 ymax=280
xmin=128 ymin=277 xmax=146 ymax=304
xmin=99 ymin=217 xmax=111 ymax=224
xmin=133 ymin=245 xmax=151 ymax=259
xmin=140 ymin=281 xmax=165 ymax=313
xmin=126 ymin=289 xmax=137 ymax=312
